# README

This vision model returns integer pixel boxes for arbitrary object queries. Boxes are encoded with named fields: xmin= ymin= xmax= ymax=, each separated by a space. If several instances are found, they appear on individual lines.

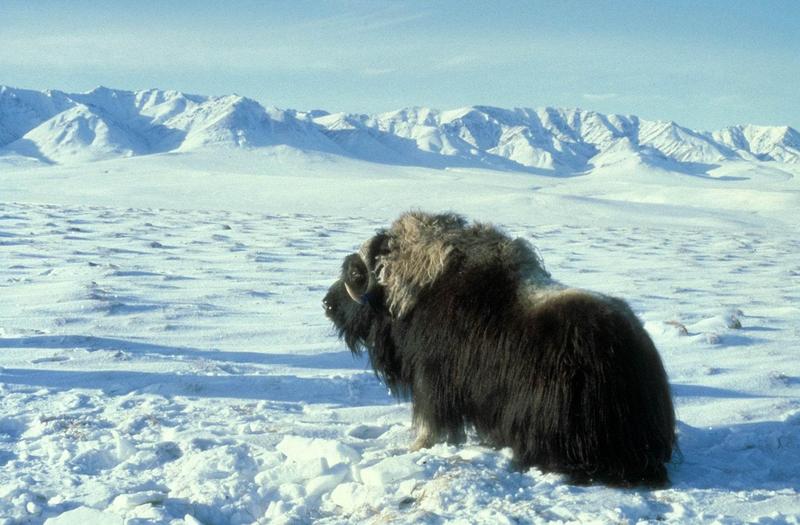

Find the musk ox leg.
xmin=410 ymin=417 xmax=437 ymax=452
xmin=410 ymin=412 xmax=466 ymax=451
xmin=409 ymin=373 xmax=466 ymax=451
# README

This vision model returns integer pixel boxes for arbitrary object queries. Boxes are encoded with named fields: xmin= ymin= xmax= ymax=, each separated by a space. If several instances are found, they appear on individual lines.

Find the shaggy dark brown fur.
xmin=323 ymin=211 xmax=675 ymax=486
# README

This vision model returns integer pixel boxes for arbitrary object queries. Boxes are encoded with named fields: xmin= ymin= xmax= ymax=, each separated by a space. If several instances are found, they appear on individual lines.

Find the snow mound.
xmin=277 ymin=435 xmax=361 ymax=467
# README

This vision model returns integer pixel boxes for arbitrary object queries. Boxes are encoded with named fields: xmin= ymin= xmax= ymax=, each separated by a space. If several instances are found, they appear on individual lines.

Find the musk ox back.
xmin=323 ymin=211 xmax=675 ymax=486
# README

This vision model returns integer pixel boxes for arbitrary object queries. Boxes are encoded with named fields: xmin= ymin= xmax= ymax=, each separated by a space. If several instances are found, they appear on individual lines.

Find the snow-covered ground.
xmin=1 ymin=148 xmax=799 ymax=524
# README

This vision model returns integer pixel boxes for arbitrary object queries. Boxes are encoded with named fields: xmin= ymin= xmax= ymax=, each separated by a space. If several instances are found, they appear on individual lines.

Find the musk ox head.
xmin=323 ymin=234 xmax=390 ymax=351
xmin=325 ymin=211 xmax=550 ymax=318
xmin=324 ymin=211 xmax=675 ymax=487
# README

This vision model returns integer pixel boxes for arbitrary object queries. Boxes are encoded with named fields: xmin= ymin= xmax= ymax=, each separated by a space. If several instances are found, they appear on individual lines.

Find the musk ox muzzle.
xmin=324 ymin=211 xmax=676 ymax=487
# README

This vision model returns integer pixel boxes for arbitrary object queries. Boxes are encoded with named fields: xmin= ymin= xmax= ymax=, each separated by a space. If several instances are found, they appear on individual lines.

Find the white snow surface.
xmin=0 ymin=141 xmax=799 ymax=524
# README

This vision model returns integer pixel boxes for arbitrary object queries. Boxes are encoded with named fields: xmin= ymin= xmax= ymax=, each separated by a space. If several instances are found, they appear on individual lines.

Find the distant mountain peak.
xmin=0 ymin=86 xmax=797 ymax=169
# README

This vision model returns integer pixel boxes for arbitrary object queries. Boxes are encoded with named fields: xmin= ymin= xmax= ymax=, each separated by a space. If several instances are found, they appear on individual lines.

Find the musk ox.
xmin=323 ymin=211 xmax=675 ymax=486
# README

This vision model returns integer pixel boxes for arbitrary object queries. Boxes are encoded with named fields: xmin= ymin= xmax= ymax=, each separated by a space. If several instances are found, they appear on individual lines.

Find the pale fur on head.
xmin=366 ymin=211 xmax=552 ymax=318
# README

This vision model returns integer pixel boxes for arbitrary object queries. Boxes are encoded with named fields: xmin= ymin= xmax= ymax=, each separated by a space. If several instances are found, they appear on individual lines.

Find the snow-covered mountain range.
xmin=1 ymin=85 xmax=798 ymax=170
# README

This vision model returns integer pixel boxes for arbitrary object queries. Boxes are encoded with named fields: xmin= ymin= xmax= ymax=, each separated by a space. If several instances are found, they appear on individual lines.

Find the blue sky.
xmin=2 ymin=0 xmax=798 ymax=130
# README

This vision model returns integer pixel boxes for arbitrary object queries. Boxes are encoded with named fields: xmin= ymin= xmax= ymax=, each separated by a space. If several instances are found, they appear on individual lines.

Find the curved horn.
xmin=343 ymin=238 xmax=385 ymax=304
xmin=345 ymin=253 xmax=379 ymax=304
xmin=345 ymin=281 xmax=365 ymax=304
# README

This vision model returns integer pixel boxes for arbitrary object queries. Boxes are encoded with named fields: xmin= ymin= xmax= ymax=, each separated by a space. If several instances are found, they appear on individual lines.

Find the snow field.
xmin=0 ymin=157 xmax=798 ymax=523
xmin=0 ymin=147 xmax=800 ymax=525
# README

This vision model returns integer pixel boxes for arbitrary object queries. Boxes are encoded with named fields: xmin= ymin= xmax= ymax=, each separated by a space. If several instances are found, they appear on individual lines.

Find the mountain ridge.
xmin=1 ymin=85 xmax=797 ymax=171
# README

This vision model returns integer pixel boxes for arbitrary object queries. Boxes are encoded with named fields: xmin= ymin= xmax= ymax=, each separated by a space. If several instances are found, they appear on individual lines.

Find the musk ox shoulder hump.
xmin=374 ymin=211 xmax=552 ymax=317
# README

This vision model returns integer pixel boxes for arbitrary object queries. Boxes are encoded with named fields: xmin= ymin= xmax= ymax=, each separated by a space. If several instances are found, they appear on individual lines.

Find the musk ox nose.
xmin=322 ymin=294 xmax=335 ymax=313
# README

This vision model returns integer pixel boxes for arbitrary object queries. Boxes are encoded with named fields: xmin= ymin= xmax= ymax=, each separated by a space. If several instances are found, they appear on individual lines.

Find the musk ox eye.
xmin=346 ymin=262 xmax=367 ymax=286
xmin=346 ymin=266 xmax=368 ymax=298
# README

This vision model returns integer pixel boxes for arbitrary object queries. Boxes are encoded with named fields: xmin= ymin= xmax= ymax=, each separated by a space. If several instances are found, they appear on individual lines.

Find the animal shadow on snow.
xmin=0 ymin=335 xmax=392 ymax=407
xmin=670 ymin=384 xmax=800 ymax=491
xmin=0 ymin=335 xmax=359 ymax=369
